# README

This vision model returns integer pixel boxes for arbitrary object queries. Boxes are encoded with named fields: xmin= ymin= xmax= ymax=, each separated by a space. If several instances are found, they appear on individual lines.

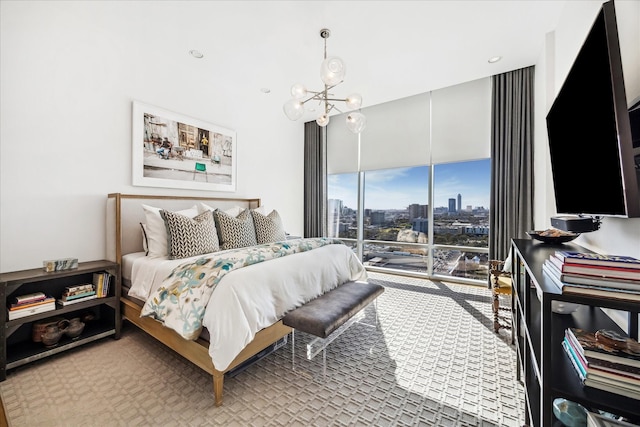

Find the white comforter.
xmin=128 ymin=242 xmax=367 ymax=371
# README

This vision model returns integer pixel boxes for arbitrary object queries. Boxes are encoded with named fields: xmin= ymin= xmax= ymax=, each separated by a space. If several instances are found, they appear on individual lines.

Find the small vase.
xmin=41 ymin=325 xmax=63 ymax=348
xmin=65 ymin=318 xmax=85 ymax=339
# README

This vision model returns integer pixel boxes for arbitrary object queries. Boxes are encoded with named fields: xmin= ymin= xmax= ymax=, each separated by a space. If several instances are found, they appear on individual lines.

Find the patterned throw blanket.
xmin=141 ymin=237 xmax=344 ymax=340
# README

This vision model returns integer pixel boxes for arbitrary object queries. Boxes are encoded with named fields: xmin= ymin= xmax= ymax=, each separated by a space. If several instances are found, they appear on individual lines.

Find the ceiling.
xmin=138 ymin=1 xmax=568 ymax=122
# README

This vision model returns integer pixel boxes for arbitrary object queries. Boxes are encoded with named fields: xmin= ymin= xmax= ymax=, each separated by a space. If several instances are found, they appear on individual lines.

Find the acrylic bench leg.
xmin=322 ymin=347 xmax=326 ymax=380
xmin=291 ymin=330 xmax=296 ymax=371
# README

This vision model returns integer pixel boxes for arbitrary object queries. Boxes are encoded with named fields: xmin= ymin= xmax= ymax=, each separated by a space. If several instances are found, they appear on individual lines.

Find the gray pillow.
xmin=214 ymin=209 xmax=258 ymax=250
xmin=252 ymin=209 xmax=286 ymax=244
xmin=160 ymin=210 xmax=219 ymax=259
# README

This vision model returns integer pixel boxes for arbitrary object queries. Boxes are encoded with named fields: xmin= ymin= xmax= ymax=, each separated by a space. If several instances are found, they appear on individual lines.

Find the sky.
xmin=328 ymin=159 xmax=491 ymax=210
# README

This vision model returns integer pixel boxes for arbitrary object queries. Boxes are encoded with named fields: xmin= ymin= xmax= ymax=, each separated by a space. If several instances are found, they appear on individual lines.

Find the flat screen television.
xmin=546 ymin=0 xmax=640 ymax=218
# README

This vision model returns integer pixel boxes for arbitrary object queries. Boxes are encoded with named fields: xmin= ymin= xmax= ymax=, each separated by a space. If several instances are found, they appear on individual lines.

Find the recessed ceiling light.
xmin=488 ymin=56 xmax=502 ymax=63
xmin=189 ymin=50 xmax=204 ymax=59
xmin=260 ymin=88 xmax=271 ymax=94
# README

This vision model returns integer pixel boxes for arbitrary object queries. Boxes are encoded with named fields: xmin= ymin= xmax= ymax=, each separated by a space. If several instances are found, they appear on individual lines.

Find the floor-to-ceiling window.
xmin=432 ymin=159 xmax=490 ymax=281
xmin=327 ymin=77 xmax=491 ymax=285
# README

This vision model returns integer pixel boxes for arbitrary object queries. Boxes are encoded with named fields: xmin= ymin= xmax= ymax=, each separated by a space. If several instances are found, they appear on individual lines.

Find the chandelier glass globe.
xmin=283 ymin=99 xmax=304 ymax=121
xmin=346 ymin=112 xmax=367 ymax=134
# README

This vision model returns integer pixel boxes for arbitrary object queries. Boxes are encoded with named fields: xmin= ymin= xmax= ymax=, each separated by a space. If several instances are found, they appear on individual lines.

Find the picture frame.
xmin=131 ymin=101 xmax=237 ymax=192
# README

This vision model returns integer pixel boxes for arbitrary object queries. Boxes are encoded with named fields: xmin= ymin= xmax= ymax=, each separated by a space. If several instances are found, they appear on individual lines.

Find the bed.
xmin=106 ymin=193 xmax=366 ymax=406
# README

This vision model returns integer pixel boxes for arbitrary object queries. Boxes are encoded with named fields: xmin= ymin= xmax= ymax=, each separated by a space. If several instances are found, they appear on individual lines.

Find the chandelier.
xmin=283 ymin=28 xmax=367 ymax=134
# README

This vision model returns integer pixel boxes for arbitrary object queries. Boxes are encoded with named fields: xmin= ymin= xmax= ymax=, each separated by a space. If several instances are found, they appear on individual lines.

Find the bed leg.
xmin=213 ymin=372 xmax=224 ymax=407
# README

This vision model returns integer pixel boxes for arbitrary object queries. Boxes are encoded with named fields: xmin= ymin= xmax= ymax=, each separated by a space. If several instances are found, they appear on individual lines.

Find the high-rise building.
xmin=448 ymin=198 xmax=456 ymax=213
xmin=412 ymin=218 xmax=428 ymax=233
xmin=457 ymin=194 xmax=462 ymax=212
xmin=408 ymin=203 xmax=428 ymax=220
xmin=370 ymin=211 xmax=386 ymax=225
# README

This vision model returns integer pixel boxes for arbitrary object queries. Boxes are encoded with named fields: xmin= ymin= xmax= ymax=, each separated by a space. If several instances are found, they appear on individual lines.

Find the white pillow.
xmin=142 ymin=204 xmax=199 ymax=257
xmin=140 ymin=223 xmax=149 ymax=255
xmin=199 ymin=202 xmax=243 ymax=217
xmin=253 ymin=205 xmax=269 ymax=215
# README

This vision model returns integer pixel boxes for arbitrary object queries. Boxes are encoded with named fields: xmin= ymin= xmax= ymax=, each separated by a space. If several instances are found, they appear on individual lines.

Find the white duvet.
xmin=128 ymin=243 xmax=367 ymax=371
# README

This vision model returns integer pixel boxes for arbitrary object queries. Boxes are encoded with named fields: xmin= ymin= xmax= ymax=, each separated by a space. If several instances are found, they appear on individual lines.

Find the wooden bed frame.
xmin=106 ymin=193 xmax=292 ymax=406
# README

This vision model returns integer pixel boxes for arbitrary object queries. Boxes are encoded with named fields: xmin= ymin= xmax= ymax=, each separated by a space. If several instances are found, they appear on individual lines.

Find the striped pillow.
xmin=160 ymin=210 xmax=219 ymax=259
xmin=214 ymin=209 xmax=257 ymax=250
xmin=252 ymin=209 xmax=286 ymax=244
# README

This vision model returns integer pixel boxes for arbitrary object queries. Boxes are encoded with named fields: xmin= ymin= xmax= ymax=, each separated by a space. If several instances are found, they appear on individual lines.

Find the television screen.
xmin=546 ymin=0 xmax=640 ymax=218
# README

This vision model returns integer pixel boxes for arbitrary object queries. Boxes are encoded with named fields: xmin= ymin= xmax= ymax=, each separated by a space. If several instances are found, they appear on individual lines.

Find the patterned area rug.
xmin=0 ymin=272 xmax=523 ymax=426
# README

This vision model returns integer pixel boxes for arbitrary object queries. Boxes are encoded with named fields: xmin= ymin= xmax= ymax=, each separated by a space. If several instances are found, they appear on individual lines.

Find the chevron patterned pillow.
xmin=251 ymin=209 xmax=286 ymax=244
xmin=160 ymin=210 xmax=219 ymax=259
xmin=214 ymin=209 xmax=258 ymax=250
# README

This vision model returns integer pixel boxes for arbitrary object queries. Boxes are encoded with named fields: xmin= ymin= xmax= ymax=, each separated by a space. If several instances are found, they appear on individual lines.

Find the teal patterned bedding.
xmin=140 ymin=237 xmax=344 ymax=340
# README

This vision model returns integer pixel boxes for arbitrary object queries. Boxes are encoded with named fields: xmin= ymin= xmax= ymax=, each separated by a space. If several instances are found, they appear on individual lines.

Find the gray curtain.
xmin=303 ymin=121 xmax=327 ymax=237
xmin=489 ymin=66 xmax=535 ymax=262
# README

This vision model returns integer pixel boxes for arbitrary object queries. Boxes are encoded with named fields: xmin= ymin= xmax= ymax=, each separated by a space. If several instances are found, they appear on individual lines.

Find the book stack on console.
xmin=56 ymin=284 xmax=96 ymax=306
xmin=563 ymin=327 xmax=640 ymax=400
xmin=542 ymin=251 xmax=640 ymax=301
xmin=8 ymin=292 xmax=56 ymax=320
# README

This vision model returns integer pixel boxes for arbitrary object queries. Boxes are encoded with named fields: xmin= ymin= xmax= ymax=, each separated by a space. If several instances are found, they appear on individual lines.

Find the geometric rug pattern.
xmin=0 ymin=272 xmax=524 ymax=426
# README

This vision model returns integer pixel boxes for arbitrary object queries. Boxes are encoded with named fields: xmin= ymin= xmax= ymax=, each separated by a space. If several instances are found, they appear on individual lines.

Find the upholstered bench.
xmin=282 ymin=280 xmax=384 ymax=377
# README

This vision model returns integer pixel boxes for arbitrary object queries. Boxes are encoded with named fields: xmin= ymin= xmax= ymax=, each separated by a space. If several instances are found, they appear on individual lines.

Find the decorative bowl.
xmin=527 ymin=230 xmax=579 ymax=244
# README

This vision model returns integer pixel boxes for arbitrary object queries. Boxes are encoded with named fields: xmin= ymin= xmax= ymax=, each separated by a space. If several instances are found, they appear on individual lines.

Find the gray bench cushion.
xmin=282 ymin=281 xmax=384 ymax=338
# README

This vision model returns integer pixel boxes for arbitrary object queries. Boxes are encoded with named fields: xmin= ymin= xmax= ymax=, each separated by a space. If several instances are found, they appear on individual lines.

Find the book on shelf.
xmin=585 ymin=370 xmax=640 ymax=391
xmin=562 ymin=285 xmax=640 ymax=302
xmin=563 ymin=336 xmax=640 ymax=400
xmin=64 ymin=287 xmax=94 ymax=297
xmin=583 ymin=376 xmax=640 ymax=400
xmin=587 ymin=411 xmax=640 ymax=427
xmin=60 ymin=290 xmax=96 ymax=301
xmin=7 ymin=301 xmax=55 ymax=320
xmin=92 ymin=272 xmax=111 ymax=298
xmin=544 ymin=259 xmax=640 ymax=291
xmin=548 ymin=255 xmax=640 ymax=281
xmin=589 ymin=358 xmax=640 ymax=379
xmin=64 ymin=283 xmax=93 ymax=294
xmin=542 ymin=265 xmax=640 ymax=301
xmin=13 ymin=291 xmax=47 ymax=305
xmin=9 ymin=296 xmax=55 ymax=311
xmin=555 ymin=251 xmax=640 ymax=270
xmin=563 ymin=339 xmax=587 ymax=380
xmin=567 ymin=327 xmax=640 ymax=368
xmin=56 ymin=294 xmax=97 ymax=306
xmin=566 ymin=330 xmax=640 ymax=378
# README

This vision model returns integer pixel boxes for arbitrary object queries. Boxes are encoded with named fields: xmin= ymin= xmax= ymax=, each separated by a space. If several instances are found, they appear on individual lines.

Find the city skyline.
xmin=328 ymin=159 xmax=491 ymax=211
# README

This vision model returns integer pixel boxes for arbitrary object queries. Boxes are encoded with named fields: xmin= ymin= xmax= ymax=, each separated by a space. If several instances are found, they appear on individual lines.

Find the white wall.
xmin=534 ymin=0 xmax=640 ymax=259
xmin=0 ymin=2 xmax=304 ymax=272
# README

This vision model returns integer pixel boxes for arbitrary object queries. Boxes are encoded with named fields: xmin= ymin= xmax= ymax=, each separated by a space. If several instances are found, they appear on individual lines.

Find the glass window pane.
xmin=328 ymin=173 xmax=358 ymax=239
xmin=363 ymin=166 xmax=429 ymax=242
xmin=364 ymin=241 xmax=427 ymax=273
xmin=433 ymin=248 xmax=489 ymax=281
xmin=433 ymin=159 xmax=490 ymax=248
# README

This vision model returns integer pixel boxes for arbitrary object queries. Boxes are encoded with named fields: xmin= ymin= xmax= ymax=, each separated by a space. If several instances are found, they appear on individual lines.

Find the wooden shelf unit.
xmin=511 ymin=239 xmax=639 ymax=426
xmin=0 ymin=260 xmax=121 ymax=380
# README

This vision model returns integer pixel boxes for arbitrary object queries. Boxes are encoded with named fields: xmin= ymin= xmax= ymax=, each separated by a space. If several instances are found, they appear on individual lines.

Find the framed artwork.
xmin=131 ymin=101 xmax=237 ymax=192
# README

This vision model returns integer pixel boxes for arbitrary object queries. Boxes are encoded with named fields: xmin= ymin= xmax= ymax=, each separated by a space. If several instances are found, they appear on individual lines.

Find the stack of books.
xmin=8 ymin=292 xmax=55 ymax=320
xmin=56 ymin=284 xmax=97 ymax=306
xmin=563 ymin=327 xmax=640 ymax=400
xmin=92 ymin=272 xmax=112 ymax=298
xmin=542 ymin=251 xmax=640 ymax=301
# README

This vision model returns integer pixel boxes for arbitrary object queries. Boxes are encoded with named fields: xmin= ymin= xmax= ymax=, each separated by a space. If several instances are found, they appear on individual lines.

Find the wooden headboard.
xmin=106 ymin=193 xmax=260 ymax=264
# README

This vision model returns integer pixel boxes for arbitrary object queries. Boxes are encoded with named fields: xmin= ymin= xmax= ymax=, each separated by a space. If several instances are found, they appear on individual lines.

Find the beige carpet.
xmin=0 ymin=272 xmax=523 ymax=426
